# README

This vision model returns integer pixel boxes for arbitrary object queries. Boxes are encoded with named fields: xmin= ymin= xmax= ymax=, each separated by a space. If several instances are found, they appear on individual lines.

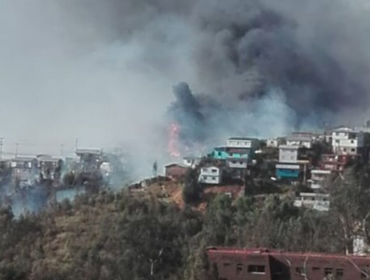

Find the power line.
xmin=15 ymin=143 xmax=19 ymax=157
xmin=0 ymin=137 xmax=3 ymax=159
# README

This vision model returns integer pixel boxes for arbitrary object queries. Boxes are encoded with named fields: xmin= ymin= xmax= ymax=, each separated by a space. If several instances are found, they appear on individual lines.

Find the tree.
xmin=183 ymin=169 xmax=202 ymax=204
xmin=328 ymin=167 xmax=370 ymax=254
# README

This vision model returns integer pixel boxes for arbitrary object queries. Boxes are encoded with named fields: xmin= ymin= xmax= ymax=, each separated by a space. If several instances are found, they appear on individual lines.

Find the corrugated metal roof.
xmin=75 ymin=149 xmax=102 ymax=155
xmin=228 ymin=137 xmax=258 ymax=141
xmin=286 ymin=136 xmax=312 ymax=141
xmin=165 ymin=163 xmax=188 ymax=168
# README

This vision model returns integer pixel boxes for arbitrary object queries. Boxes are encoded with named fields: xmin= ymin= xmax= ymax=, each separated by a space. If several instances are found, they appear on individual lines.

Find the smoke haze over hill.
xmin=2 ymin=0 xmax=370 ymax=177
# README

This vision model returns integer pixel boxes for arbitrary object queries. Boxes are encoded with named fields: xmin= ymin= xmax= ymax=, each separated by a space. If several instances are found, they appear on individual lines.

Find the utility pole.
xmin=153 ymin=161 xmax=158 ymax=178
xmin=15 ymin=143 xmax=19 ymax=157
xmin=0 ymin=137 xmax=3 ymax=159
xmin=60 ymin=144 xmax=64 ymax=157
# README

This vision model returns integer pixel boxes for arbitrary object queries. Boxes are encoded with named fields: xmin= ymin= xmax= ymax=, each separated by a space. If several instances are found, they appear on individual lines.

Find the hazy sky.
xmin=2 ymin=0 xmax=370 ymax=175
xmin=0 ymin=0 xmax=196 ymax=158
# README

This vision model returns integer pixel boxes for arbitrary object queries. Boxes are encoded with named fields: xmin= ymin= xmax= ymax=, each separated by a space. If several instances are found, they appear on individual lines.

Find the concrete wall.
xmin=279 ymin=146 xmax=298 ymax=163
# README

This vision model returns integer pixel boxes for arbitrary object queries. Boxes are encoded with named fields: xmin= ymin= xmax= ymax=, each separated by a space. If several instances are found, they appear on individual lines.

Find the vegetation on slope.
xmin=0 ymin=164 xmax=370 ymax=279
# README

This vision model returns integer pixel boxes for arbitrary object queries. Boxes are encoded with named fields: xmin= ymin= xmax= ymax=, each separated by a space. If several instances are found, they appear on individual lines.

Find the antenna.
xmin=60 ymin=144 xmax=64 ymax=157
xmin=0 ymin=137 xmax=3 ymax=159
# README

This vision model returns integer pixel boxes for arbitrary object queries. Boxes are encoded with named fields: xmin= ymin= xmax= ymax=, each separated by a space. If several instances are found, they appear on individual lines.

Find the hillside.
xmin=0 ymin=168 xmax=365 ymax=280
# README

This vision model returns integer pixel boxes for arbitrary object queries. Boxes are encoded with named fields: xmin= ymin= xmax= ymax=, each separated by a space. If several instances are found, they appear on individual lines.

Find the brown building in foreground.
xmin=207 ymin=247 xmax=370 ymax=280
xmin=165 ymin=163 xmax=188 ymax=180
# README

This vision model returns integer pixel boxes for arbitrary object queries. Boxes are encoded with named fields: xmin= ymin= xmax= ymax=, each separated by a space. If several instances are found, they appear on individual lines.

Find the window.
xmin=336 ymin=269 xmax=344 ymax=277
xmin=296 ymin=267 xmax=306 ymax=276
xmin=312 ymin=267 xmax=320 ymax=271
xmin=324 ymin=268 xmax=333 ymax=275
xmin=223 ymin=263 xmax=231 ymax=267
xmin=248 ymin=265 xmax=265 ymax=274
xmin=236 ymin=264 xmax=243 ymax=274
xmin=336 ymin=140 xmax=340 ymax=143
xmin=351 ymin=140 xmax=355 ymax=144
xmin=351 ymin=148 xmax=355 ymax=152
xmin=343 ymin=148 xmax=347 ymax=152
xmin=211 ymin=169 xmax=217 ymax=173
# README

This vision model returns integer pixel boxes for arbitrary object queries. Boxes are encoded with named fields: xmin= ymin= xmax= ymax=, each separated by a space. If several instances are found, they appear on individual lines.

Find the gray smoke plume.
xmin=2 ymin=0 xmax=370 ymax=175
xmin=163 ymin=0 xmax=370 ymax=149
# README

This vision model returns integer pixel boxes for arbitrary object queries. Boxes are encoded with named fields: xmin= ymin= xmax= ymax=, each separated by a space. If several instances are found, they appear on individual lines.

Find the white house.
xmin=309 ymin=169 xmax=331 ymax=189
xmin=294 ymin=192 xmax=330 ymax=211
xmin=331 ymin=128 xmax=365 ymax=155
xmin=10 ymin=157 xmax=35 ymax=169
xmin=198 ymin=166 xmax=222 ymax=185
xmin=227 ymin=137 xmax=259 ymax=149
xmin=183 ymin=157 xmax=201 ymax=168
xmin=286 ymin=136 xmax=312 ymax=149
xmin=266 ymin=138 xmax=285 ymax=148
xmin=279 ymin=145 xmax=299 ymax=163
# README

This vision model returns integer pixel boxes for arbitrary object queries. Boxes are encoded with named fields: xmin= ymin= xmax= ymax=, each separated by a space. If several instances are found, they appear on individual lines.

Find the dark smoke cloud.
xmin=2 ymin=0 xmax=370 ymax=175
xmin=165 ymin=0 xmax=370 ymax=148
xmin=74 ymin=0 xmax=370 ymax=146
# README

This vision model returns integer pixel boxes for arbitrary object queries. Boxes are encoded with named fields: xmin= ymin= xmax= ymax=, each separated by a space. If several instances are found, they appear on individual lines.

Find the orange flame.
xmin=168 ymin=123 xmax=181 ymax=158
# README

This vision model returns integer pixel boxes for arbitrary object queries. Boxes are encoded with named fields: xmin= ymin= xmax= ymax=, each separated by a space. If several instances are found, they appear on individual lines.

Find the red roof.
xmin=207 ymin=247 xmax=370 ymax=261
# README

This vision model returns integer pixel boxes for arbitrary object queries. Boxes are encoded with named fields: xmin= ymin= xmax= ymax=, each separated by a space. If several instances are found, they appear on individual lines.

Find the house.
xmin=165 ymin=163 xmax=188 ymax=180
xmin=320 ymin=154 xmax=360 ymax=172
xmin=331 ymin=128 xmax=365 ymax=155
xmin=206 ymin=247 xmax=370 ymax=280
xmin=226 ymin=158 xmax=248 ymax=169
xmin=291 ymin=131 xmax=319 ymax=138
xmin=10 ymin=156 xmax=36 ymax=169
xmin=279 ymin=145 xmax=299 ymax=163
xmin=209 ymin=147 xmax=229 ymax=160
xmin=294 ymin=192 xmax=330 ymax=211
xmin=209 ymin=147 xmax=253 ymax=161
xmin=10 ymin=157 xmax=37 ymax=188
xmin=309 ymin=169 xmax=331 ymax=189
xmin=226 ymin=137 xmax=260 ymax=149
xmin=199 ymin=166 xmax=222 ymax=185
xmin=275 ymin=163 xmax=301 ymax=180
xmin=266 ymin=138 xmax=285 ymax=148
xmin=36 ymin=155 xmax=62 ymax=181
xmin=75 ymin=148 xmax=103 ymax=173
xmin=183 ymin=157 xmax=201 ymax=168
xmin=228 ymin=148 xmax=252 ymax=159
xmin=286 ymin=135 xmax=313 ymax=149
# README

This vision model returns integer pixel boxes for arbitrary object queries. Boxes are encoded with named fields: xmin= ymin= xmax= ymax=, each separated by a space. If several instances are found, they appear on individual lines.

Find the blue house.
xmin=209 ymin=147 xmax=229 ymax=160
xmin=209 ymin=147 xmax=253 ymax=161
xmin=275 ymin=164 xmax=301 ymax=180
xmin=228 ymin=148 xmax=253 ymax=159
